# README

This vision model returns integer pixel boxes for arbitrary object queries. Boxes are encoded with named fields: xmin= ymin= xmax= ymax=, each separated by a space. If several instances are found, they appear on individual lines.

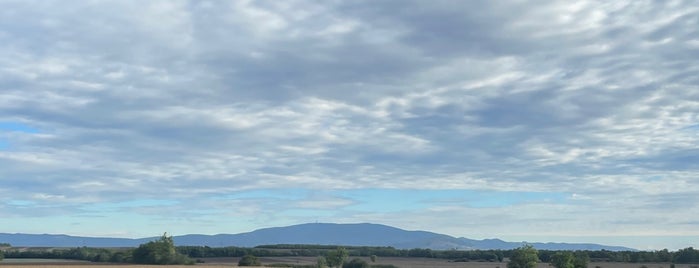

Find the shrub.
xmin=326 ymin=247 xmax=349 ymax=268
xmin=317 ymin=256 xmax=328 ymax=268
xmin=507 ymin=245 xmax=538 ymax=268
xmin=238 ymin=254 xmax=262 ymax=266
xmin=132 ymin=233 xmax=193 ymax=265
xmin=267 ymin=264 xmax=315 ymax=268
xmin=343 ymin=258 xmax=369 ymax=268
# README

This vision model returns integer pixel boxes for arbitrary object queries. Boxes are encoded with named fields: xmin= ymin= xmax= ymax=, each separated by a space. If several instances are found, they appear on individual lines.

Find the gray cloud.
xmin=0 ymin=0 xmax=697 ymax=247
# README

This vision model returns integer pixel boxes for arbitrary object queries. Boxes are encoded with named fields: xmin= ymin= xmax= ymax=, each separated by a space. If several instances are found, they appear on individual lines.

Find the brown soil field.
xmin=1 ymin=258 xmax=697 ymax=268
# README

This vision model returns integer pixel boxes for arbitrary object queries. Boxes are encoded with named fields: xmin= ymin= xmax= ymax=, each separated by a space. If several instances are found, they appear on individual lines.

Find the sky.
xmin=0 ymin=0 xmax=698 ymax=251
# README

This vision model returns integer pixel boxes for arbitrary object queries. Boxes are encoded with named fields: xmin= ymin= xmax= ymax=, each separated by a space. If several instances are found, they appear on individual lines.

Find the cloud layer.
xmin=1 ymin=0 xmax=698 ymax=250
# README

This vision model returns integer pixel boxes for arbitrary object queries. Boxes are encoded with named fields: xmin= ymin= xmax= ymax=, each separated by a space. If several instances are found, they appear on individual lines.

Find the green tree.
xmin=551 ymin=252 xmax=575 ymax=268
xmin=342 ymin=258 xmax=369 ymax=268
xmin=657 ymin=249 xmax=672 ymax=263
xmin=508 ymin=245 xmax=539 ymax=268
xmin=238 ymin=254 xmax=261 ymax=266
xmin=317 ymin=256 xmax=328 ymax=268
xmin=132 ymin=233 xmax=193 ymax=264
xmin=573 ymin=252 xmax=589 ymax=268
xmin=675 ymin=247 xmax=699 ymax=264
xmin=326 ymin=247 xmax=349 ymax=268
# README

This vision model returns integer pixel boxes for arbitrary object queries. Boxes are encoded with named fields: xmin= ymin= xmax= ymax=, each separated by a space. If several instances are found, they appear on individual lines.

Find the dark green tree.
xmin=675 ymin=247 xmax=699 ymax=263
xmin=326 ymin=247 xmax=349 ymax=268
xmin=132 ymin=233 xmax=193 ymax=264
xmin=317 ymin=256 xmax=328 ymax=268
xmin=507 ymin=245 xmax=539 ymax=268
xmin=657 ymin=249 xmax=672 ymax=262
xmin=342 ymin=258 xmax=369 ymax=268
xmin=573 ymin=251 xmax=589 ymax=268
xmin=551 ymin=252 xmax=574 ymax=268
xmin=238 ymin=254 xmax=261 ymax=266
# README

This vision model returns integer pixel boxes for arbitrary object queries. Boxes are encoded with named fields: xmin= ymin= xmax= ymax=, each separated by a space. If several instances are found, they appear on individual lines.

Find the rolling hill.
xmin=0 ymin=222 xmax=634 ymax=251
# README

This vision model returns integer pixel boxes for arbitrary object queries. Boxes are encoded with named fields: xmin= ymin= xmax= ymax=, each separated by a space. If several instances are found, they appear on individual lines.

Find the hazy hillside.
xmin=0 ymin=223 xmax=634 ymax=251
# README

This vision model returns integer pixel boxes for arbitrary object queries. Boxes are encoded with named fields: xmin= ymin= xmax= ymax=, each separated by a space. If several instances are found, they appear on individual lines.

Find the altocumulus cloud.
xmin=0 ymin=0 xmax=698 ymax=250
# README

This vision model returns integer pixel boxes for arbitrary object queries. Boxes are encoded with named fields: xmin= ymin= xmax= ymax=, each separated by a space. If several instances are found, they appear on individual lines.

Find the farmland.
xmin=1 ymin=257 xmax=698 ymax=268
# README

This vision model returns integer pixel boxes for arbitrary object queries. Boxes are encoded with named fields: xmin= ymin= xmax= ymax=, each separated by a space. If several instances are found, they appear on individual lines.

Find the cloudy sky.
xmin=1 ymin=0 xmax=698 ymax=250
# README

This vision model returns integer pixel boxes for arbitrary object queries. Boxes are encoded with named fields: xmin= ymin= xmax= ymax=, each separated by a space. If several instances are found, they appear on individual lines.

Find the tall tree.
xmin=132 ymin=233 xmax=192 ymax=264
xmin=508 ymin=245 xmax=539 ymax=268
xmin=326 ymin=247 xmax=349 ymax=268
xmin=550 ymin=252 xmax=574 ymax=268
xmin=317 ymin=256 xmax=328 ymax=268
xmin=573 ymin=251 xmax=589 ymax=268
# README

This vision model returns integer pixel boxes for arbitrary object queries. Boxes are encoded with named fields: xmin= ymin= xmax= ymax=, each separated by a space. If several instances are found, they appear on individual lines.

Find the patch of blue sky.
xmin=465 ymin=191 xmax=568 ymax=208
xmin=216 ymin=188 xmax=311 ymax=200
xmin=334 ymin=189 xmax=434 ymax=212
xmin=682 ymin=124 xmax=699 ymax=131
xmin=346 ymin=189 xmax=567 ymax=211
xmin=214 ymin=188 xmax=568 ymax=212
xmin=0 ymin=122 xmax=39 ymax=150
xmin=6 ymin=200 xmax=37 ymax=206
xmin=645 ymin=175 xmax=664 ymax=182
xmin=281 ymin=208 xmax=338 ymax=219
xmin=82 ymin=199 xmax=179 ymax=212
xmin=0 ymin=121 xmax=40 ymax=133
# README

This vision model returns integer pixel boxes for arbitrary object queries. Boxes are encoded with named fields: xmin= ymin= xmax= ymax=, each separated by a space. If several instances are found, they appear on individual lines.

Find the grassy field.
xmin=1 ymin=258 xmax=697 ymax=268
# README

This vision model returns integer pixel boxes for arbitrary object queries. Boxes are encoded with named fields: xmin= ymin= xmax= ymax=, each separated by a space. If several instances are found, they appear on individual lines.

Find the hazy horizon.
xmin=3 ymin=222 xmax=698 ymax=251
xmin=1 ymin=1 xmax=697 ymax=251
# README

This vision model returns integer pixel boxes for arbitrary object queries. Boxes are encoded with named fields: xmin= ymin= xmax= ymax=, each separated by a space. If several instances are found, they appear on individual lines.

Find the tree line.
xmin=179 ymin=244 xmax=504 ymax=261
xmin=508 ymin=245 xmax=699 ymax=268
xmin=181 ymin=244 xmax=699 ymax=264
xmin=1 ymin=233 xmax=193 ymax=265
xmin=3 ymin=240 xmax=699 ymax=265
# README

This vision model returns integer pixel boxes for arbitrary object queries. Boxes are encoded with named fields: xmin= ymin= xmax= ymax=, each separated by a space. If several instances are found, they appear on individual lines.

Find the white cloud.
xmin=0 ymin=0 xmax=697 ymax=249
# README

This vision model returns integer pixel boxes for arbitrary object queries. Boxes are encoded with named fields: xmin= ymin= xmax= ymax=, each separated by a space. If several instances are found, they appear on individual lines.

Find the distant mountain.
xmin=0 ymin=223 xmax=635 ymax=251
xmin=0 ymin=233 xmax=151 ymax=247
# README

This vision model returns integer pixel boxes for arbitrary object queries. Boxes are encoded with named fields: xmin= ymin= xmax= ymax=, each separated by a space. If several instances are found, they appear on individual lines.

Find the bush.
xmin=550 ymin=252 xmax=574 ymax=268
xmin=238 ymin=254 xmax=261 ymax=266
xmin=573 ymin=252 xmax=589 ymax=268
xmin=343 ymin=258 xmax=369 ymax=268
xmin=317 ymin=256 xmax=328 ymax=268
xmin=267 ymin=264 xmax=315 ymax=268
xmin=508 ymin=245 xmax=539 ymax=268
xmin=326 ymin=247 xmax=349 ymax=268
xmin=132 ymin=233 xmax=194 ymax=265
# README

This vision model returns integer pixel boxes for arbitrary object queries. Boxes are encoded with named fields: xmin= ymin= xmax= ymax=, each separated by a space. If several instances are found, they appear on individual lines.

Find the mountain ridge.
xmin=0 ymin=222 xmax=635 ymax=251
